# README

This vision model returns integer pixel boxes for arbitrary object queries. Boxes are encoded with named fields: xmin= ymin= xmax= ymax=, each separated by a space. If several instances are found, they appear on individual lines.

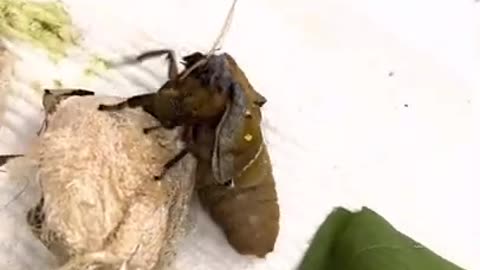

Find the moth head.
xmin=180 ymin=79 xmax=229 ymax=123
xmin=181 ymin=52 xmax=206 ymax=69
xmin=175 ymin=53 xmax=230 ymax=123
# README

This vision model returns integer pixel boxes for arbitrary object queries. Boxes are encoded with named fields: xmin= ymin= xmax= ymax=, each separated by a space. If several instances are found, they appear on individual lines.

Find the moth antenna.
xmin=0 ymin=169 xmax=32 ymax=211
xmin=0 ymin=179 xmax=29 ymax=210
xmin=206 ymin=0 xmax=238 ymax=56
xmin=179 ymin=0 xmax=238 ymax=81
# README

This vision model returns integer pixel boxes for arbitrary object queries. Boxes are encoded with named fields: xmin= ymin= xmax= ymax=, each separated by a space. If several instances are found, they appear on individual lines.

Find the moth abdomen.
xmin=199 ymin=174 xmax=279 ymax=257
xmin=197 ymin=144 xmax=279 ymax=258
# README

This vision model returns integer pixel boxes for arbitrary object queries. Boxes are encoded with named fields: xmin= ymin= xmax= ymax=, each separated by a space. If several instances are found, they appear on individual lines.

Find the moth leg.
xmin=98 ymin=101 xmax=128 ymax=111
xmin=152 ymin=124 xmax=193 ymax=180
xmin=43 ymin=88 xmax=95 ymax=96
xmin=143 ymin=125 xmax=162 ymax=134
xmin=0 ymin=154 xmax=23 ymax=166
xmin=26 ymin=197 xmax=45 ymax=235
xmin=154 ymin=148 xmax=189 ymax=181
xmin=98 ymin=93 xmax=156 ymax=112
xmin=164 ymin=148 xmax=189 ymax=171
xmin=36 ymin=120 xmax=47 ymax=136
xmin=123 ymin=49 xmax=178 ymax=80
xmin=43 ymin=88 xmax=95 ymax=115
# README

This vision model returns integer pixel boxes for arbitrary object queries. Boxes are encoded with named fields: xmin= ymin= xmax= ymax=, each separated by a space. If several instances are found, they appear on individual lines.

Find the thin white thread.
xmin=239 ymin=142 xmax=264 ymax=176
xmin=179 ymin=0 xmax=238 ymax=81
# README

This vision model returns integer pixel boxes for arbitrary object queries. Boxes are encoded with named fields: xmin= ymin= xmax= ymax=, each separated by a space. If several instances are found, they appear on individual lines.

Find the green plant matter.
xmin=0 ymin=0 xmax=78 ymax=61
xmin=299 ymin=207 xmax=465 ymax=270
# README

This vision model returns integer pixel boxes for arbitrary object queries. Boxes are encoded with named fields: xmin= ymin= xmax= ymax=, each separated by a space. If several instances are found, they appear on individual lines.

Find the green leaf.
xmin=298 ymin=207 xmax=465 ymax=270
xmin=0 ymin=0 xmax=79 ymax=60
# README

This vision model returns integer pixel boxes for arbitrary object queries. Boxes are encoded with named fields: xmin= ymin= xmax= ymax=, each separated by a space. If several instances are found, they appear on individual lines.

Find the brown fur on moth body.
xmin=3 ymin=90 xmax=197 ymax=270
xmin=97 ymin=51 xmax=279 ymax=258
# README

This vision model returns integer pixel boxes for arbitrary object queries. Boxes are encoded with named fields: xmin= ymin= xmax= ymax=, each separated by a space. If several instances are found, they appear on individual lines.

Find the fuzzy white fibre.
xmin=4 ymin=95 xmax=197 ymax=270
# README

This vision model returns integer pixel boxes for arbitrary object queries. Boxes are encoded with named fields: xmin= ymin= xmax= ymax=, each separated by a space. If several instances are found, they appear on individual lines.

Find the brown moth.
xmin=97 ymin=50 xmax=279 ymax=257
xmin=96 ymin=0 xmax=278 ymax=257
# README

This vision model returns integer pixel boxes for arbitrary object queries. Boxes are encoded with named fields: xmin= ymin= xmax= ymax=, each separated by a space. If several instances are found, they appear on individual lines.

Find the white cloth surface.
xmin=0 ymin=0 xmax=478 ymax=269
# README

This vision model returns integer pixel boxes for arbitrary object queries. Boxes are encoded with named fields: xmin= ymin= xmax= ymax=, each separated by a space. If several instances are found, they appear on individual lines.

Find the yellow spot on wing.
xmin=244 ymin=134 xmax=253 ymax=141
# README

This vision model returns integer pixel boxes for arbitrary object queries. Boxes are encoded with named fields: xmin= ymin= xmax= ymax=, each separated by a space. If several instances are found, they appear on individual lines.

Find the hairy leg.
xmin=123 ymin=49 xmax=178 ymax=80
xmin=43 ymin=89 xmax=95 ymax=97
xmin=153 ymin=127 xmax=195 ymax=181
xmin=0 ymin=154 xmax=23 ymax=166
xmin=154 ymin=148 xmax=189 ymax=181
xmin=98 ymin=93 xmax=156 ymax=112
xmin=143 ymin=125 xmax=162 ymax=134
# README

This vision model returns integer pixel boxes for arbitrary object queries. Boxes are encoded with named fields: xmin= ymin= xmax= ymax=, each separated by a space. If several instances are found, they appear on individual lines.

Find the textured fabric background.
xmin=0 ymin=0 xmax=478 ymax=269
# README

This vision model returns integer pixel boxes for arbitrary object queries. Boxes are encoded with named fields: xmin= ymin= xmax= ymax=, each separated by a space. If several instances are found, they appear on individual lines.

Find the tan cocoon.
xmin=26 ymin=95 xmax=196 ymax=270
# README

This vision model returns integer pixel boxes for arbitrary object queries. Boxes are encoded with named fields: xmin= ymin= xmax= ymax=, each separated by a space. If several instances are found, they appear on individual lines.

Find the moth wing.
xmin=211 ymin=83 xmax=247 ymax=184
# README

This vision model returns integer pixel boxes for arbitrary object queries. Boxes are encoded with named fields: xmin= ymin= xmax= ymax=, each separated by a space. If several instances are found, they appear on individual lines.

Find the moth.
xmin=97 ymin=50 xmax=280 ymax=257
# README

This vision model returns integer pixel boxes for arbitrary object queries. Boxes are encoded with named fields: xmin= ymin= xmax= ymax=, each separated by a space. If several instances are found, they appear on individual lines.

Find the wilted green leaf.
xmin=0 ymin=0 xmax=79 ymax=61
xmin=298 ymin=207 xmax=465 ymax=270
